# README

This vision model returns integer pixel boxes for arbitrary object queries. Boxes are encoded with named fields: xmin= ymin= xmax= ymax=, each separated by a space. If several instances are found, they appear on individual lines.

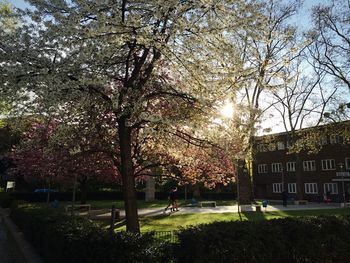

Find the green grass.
xmin=110 ymin=208 xmax=350 ymax=232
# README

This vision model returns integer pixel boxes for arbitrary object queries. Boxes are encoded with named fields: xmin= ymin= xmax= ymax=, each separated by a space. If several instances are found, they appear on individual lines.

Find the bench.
xmin=296 ymin=200 xmax=308 ymax=205
xmin=340 ymin=202 xmax=350 ymax=208
xmin=65 ymin=204 xmax=91 ymax=214
xmin=199 ymin=201 xmax=216 ymax=207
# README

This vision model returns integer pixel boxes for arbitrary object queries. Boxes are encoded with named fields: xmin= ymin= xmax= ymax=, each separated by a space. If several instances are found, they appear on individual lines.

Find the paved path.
xmin=94 ymin=202 xmax=342 ymax=218
xmin=0 ymin=218 xmax=14 ymax=263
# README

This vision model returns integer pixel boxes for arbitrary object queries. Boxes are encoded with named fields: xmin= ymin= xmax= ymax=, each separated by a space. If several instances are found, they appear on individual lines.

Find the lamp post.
xmin=339 ymin=162 xmax=346 ymax=205
xmin=236 ymin=158 xmax=240 ymax=212
xmin=281 ymin=166 xmax=285 ymax=191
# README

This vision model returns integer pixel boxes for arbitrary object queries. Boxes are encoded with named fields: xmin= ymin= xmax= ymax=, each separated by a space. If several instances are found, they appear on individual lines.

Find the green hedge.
xmin=11 ymin=208 xmax=350 ymax=263
xmin=10 ymin=208 xmax=172 ymax=263
xmin=0 ymin=192 xmax=17 ymax=208
xmin=175 ymin=216 xmax=350 ymax=263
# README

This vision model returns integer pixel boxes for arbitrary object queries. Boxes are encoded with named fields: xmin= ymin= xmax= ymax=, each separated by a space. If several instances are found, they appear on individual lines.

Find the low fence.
xmin=149 ymin=230 xmax=179 ymax=244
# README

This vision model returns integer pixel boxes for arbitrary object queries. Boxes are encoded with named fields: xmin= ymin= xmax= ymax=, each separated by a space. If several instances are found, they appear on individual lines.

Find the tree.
xmin=11 ymin=120 xmax=119 ymax=202
xmin=270 ymin=54 xmax=339 ymax=199
xmin=308 ymin=0 xmax=350 ymax=90
xmin=1 ymin=0 xmax=252 ymax=232
xmin=218 ymin=0 xmax=302 ymax=203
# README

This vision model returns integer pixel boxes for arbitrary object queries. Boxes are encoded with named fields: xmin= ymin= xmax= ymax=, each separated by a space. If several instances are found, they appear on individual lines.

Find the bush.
xmin=0 ymin=192 xmax=17 ymax=208
xmin=175 ymin=216 xmax=350 ymax=263
xmin=10 ymin=208 xmax=172 ymax=263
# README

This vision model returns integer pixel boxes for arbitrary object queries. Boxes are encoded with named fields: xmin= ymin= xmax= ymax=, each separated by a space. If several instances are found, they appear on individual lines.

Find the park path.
xmin=93 ymin=202 xmax=342 ymax=219
xmin=0 ymin=218 xmax=15 ymax=263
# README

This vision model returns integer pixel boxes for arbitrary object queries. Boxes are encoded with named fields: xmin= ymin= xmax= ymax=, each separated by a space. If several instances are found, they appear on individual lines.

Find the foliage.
xmin=10 ymin=207 xmax=172 ymax=263
xmin=1 ymin=0 xmax=255 ymax=231
xmin=11 ymin=120 xmax=119 ymax=190
xmin=0 ymin=192 xmax=16 ymax=208
xmin=175 ymin=216 xmax=350 ymax=263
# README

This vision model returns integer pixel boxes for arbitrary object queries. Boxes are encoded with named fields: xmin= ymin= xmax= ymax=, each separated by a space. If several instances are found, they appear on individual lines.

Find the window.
xmin=257 ymin=144 xmax=267 ymax=152
xmin=324 ymin=183 xmax=338 ymax=194
xmin=277 ymin=141 xmax=285 ymax=150
xmin=286 ymin=162 xmax=296 ymax=172
xmin=268 ymin=143 xmax=276 ymax=151
xmin=321 ymin=159 xmax=336 ymax=170
xmin=273 ymin=183 xmax=283 ymax=193
xmin=330 ymin=134 xmax=342 ymax=144
xmin=271 ymin=163 xmax=283 ymax=173
xmin=258 ymin=164 xmax=268 ymax=173
xmin=303 ymin=160 xmax=316 ymax=171
xmin=286 ymin=140 xmax=292 ymax=148
xmin=305 ymin=183 xmax=318 ymax=194
xmin=345 ymin=158 xmax=350 ymax=170
xmin=288 ymin=183 xmax=297 ymax=193
xmin=320 ymin=135 xmax=327 ymax=145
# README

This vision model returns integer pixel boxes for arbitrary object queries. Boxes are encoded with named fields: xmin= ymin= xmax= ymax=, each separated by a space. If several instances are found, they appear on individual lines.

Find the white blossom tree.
xmin=0 ymin=0 xmax=254 ymax=232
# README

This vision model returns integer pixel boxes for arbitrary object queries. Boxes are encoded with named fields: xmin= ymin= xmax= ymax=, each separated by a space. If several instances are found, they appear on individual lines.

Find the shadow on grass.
xmin=241 ymin=211 xmax=268 ymax=221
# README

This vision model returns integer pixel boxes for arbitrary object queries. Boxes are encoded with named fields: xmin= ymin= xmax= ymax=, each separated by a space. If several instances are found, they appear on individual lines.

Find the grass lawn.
xmin=110 ymin=208 xmax=350 ymax=232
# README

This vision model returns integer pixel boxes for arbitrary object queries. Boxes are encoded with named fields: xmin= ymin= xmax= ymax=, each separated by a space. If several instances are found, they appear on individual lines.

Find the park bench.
xmin=199 ymin=201 xmax=216 ymax=207
xmin=296 ymin=200 xmax=308 ymax=205
xmin=340 ymin=202 xmax=350 ymax=208
xmin=65 ymin=204 xmax=91 ymax=215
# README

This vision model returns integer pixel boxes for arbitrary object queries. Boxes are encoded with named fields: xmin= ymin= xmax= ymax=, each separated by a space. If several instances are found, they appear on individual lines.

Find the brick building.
xmin=253 ymin=121 xmax=350 ymax=202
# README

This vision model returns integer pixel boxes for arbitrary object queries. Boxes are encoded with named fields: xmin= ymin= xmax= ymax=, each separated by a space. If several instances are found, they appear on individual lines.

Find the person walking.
xmin=170 ymin=187 xmax=179 ymax=212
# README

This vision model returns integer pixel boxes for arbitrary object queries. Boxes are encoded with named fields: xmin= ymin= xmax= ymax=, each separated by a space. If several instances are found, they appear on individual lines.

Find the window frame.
xmin=277 ymin=141 xmax=285 ymax=150
xmin=258 ymin=164 xmax=268 ymax=174
xmin=321 ymin=159 xmax=336 ymax=171
xmin=271 ymin=163 xmax=283 ymax=173
xmin=324 ymin=183 xmax=338 ymax=194
xmin=345 ymin=158 xmax=350 ymax=170
xmin=305 ymin=183 xmax=318 ymax=194
xmin=288 ymin=183 xmax=297 ymax=193
xmin=273 ymin=183 xmax=283 ymax=193
xmin=286 ymin=162 xmax=296 ymax=172
xmin=303 ymin=160 xmax=316 ymax=171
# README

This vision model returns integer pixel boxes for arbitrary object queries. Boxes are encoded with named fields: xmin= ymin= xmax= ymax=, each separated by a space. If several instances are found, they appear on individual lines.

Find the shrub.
xmin=10 ymin=208 xmax=172 ymax=263
xmin=175 ymin=216 xmax=350 ymax=263
xmin=0 ymin=192 xmax=17 ymax=208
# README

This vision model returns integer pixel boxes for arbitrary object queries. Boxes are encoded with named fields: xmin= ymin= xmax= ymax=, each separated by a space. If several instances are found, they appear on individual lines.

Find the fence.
xmin=148 ymin=230 xmax=179 ymax=243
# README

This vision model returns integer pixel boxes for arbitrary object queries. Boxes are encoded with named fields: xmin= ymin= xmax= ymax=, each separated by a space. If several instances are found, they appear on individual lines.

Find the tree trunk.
xmin=80 ymin=178 xmax=88 ymax=204
xmin=118 ymin=118 xmax=140 ymax=233
xmin=295 ymin=153 xmax=304 ymax=200
xmin=193 ymin=184 xmax=201 ymax=199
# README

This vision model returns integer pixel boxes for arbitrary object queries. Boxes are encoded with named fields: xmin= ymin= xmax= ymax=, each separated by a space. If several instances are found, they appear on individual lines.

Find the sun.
xmin=219 ymin=102 xmax=234 ymax=118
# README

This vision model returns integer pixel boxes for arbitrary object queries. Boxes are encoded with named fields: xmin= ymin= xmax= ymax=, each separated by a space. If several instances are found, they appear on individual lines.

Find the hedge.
xmin=10 ymin=208 xmax=172 ymax=263
xmin=11 ymin=207 xmax=350 ymax=263
xmin=175 ymin=216 xmax=350 ymax=263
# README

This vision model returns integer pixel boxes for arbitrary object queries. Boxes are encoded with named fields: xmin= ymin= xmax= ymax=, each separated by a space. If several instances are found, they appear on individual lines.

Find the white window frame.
xmin=330 ymin=134 xmax=341 ymax=144
xmin=305 ymin=183 xmax=318 ymax=194
xmin=345 ymin=158 xmax=350 ymax=170
xmin=286 ymin=162 xmax=296 ymax=172
xmin=321 ymin=159 xmax=336 ymax=171
xmin=258 ymin=164 xmax=268 ymax=174
xmin=288 ymin=183 xmax=297 ymax=193
xmin=271 ymin=163 xmax=283 ymax=173
xmin=277 ymin=141 xmax=285 ymax=150
xmin=273 ymin=183 xmax=283 ymax=193
xmin=320 ymin=135 xmax=327 ymax=145
xmin=324 ymin=183 xmax=338 ymax=194
xmin=303 ymin=160 xmax=316 ymax=171
xmin=268 ymin=143 xmax=276 ymax=151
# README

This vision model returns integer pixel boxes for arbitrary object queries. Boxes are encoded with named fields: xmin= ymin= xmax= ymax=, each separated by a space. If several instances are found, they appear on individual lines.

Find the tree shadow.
xmin=241 ymin=211 xmax=268 ymax=221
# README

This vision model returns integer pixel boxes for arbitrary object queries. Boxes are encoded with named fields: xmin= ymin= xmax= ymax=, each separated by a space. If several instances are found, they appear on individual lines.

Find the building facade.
xmin=253 ymin=122 xmax=350 ymax=202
